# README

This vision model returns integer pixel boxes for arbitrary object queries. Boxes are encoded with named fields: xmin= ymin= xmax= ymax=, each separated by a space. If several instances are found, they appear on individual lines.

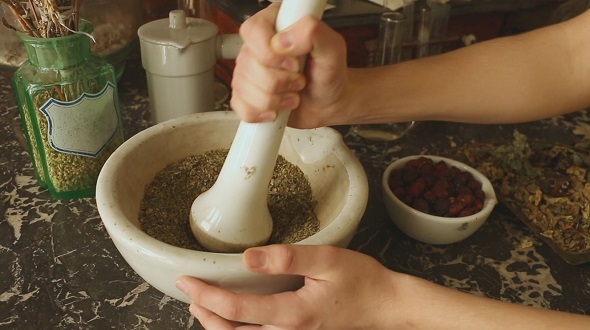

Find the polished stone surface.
xmin=1 ymin=53 xmax=589 ymax=329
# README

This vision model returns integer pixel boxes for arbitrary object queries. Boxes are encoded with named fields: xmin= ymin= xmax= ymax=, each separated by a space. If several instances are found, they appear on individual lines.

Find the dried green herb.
xmin=139 ymin=149 xmax=320 ymax=251
xmin=457 ymin=130 xmax=590 ymax=254
xmin=31 ymin=85 xmax=123 ymax=192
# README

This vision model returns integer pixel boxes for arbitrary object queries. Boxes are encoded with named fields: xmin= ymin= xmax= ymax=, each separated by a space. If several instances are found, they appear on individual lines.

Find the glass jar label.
xmin=39 ymin=82 xmax=119 ymax=158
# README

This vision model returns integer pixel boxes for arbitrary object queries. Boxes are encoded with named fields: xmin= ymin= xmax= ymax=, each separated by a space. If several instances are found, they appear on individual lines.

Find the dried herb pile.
xmin=457 ymin=131 xmax=590 ymax=254
xmin=2 ymin=0 xmax=82 ymax=38
xmin=139 ymin=149 xmax=320 ymax=252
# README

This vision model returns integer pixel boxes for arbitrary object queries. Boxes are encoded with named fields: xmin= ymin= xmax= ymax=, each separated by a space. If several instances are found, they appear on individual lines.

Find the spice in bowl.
xmin=387 ymin=156 xmax=486 ymax=218
xmin=382 ymin=155 xmax=498 ymax=244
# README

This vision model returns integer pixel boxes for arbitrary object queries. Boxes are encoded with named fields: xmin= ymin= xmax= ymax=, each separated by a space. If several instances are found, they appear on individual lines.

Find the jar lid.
xmin=137 ymin=10 xmax=218 ymax=49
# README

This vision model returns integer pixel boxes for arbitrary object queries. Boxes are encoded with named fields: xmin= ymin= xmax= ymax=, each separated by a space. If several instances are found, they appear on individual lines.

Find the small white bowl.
xmin=382 ymin=155 xmax=497 ymax=244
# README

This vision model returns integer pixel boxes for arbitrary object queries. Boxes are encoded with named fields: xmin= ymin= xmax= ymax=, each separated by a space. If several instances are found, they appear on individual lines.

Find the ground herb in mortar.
xmin=139 ymin=148 xmax=320 ymax=251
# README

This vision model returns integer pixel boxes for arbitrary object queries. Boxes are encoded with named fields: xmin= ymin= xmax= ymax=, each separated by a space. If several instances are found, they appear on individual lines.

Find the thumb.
xmin=242 ymin=244 xmax=346 ymax=279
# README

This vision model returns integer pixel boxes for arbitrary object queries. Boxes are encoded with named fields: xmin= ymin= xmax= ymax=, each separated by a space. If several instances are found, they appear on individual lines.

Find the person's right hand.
xmin=230 ymin=4 xmax=352 ymax=129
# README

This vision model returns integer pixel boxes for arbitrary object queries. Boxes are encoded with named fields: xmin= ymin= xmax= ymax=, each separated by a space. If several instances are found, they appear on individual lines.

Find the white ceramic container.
xmin=96 ymin=111 xmax=368 ymax=303
xmin=382 ymin=155 xmax=497 ymax=245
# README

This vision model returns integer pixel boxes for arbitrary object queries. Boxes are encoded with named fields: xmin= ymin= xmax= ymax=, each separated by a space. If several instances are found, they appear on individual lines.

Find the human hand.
xmin=176 ymin=244 xmax=402 ymax=329
xmin=178 ymin=244 xmax=590 ymax=329
xmin=230 ymin=4 xmax=351 ymax=129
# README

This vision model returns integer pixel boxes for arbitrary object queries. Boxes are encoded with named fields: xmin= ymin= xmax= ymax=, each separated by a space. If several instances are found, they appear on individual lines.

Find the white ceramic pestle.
xmin=190 ymin=0 xmax=328 ymax=253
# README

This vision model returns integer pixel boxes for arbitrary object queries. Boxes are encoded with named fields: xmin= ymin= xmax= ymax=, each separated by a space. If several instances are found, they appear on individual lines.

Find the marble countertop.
xmin=1 ymin=53 xmax=589 ymax=329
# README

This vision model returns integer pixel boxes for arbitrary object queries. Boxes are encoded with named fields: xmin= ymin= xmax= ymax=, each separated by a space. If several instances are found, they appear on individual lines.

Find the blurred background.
xmin=1 ymin=0 xmax=587 ymax=82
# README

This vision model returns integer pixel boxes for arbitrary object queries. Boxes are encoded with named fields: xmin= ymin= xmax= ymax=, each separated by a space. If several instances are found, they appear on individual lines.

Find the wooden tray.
xmin=499 ymin=196 xmax=590 ymax=265
xmin=448 ymin=136 xmax=590 ymax=265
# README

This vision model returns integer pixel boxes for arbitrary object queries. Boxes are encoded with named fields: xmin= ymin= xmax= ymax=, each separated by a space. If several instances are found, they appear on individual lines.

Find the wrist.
xmin=363 ymin=270 xmax=423 ymax=330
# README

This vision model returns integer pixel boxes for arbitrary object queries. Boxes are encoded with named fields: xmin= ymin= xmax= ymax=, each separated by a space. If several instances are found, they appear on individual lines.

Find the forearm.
xmin=345 ymin=10 xmax=590 ymax=125
xmin=386 ymin=273 xmax=590 ymax=330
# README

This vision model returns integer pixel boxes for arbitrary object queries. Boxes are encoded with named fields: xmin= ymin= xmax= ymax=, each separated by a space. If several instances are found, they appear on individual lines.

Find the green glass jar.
xmin=12 ymin=20 xmax=124 ymax=199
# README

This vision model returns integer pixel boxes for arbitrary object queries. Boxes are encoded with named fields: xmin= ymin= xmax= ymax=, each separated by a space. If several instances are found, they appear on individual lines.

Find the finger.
xmin=229 ymin=93 xmax=279 ymax=123
xmin=178 ymin=276 xmax=309 ymax=326
xmin=270 ymin=16 xmax=347 ymax=66
xmin=190 ymin=304 xmax=242 ymax=330
xmin=243 ymin=244 xmax=348 ymax=280
xmin=234 ymin=49 xmax=305 ymax=94
xmin=239 ymin=4 xmax=279 ymax=51
xmin=232 ymin=53 xmax=305 ymax=107
xmin=231 ymin=55 xmax=302 ymax=122
xmin=230 ymin=90 xmax=300 ymax=123
xmin=231 ymin=72 xmax=301 ymax=113
xmin=240 ymin=4 xmax=297 ymax=71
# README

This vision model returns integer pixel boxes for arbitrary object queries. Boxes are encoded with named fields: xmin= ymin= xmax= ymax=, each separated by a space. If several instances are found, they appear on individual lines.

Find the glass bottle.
xmin=352 ymin=11 xmax=415 ymax=141
xmin=12 ymin=20 xmax=125 ymax=199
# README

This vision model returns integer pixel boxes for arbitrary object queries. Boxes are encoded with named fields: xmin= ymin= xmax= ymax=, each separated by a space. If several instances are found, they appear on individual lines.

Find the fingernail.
xmin=257 ymin=111 xmax=277 ymax=122
xmin=290 ymin=77 xmax=305 ymax=91
xmin=280 ymin=57 xmax=299 ymax=72
xmin=245 ymin=248 xmax=267 ymax=269
xmin=273 ymin=30 xmax=294 ymax=51
xmin=175 ymin=279 xmax=188 ymax=294
xmin=280 ymin=95 xmax=298 ymax=110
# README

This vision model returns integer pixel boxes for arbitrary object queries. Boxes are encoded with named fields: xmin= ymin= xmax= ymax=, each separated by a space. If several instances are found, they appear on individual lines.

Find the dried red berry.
xmin=457 ymin=193 xmax=474 ymax=207
xmin=448 ymin=200 xmax=466 ymax=215
xmin=407 ymin=178 xmax=428 ymax=198
xmin=433 ymin=198 xmax=450 ymax=215
xmin=388 ymin=157 xmax=486 ymax=218
xmin=412 ymin=198 xmax=431 ymax=214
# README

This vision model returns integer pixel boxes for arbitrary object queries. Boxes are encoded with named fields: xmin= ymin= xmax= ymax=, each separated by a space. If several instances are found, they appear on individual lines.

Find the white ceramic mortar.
xmin=96 ymin=111 xmax=369 ymax=303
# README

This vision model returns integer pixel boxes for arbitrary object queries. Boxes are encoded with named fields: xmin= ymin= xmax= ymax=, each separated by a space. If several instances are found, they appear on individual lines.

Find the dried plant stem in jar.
xmin=1 ymin=0 xmax=82 ymax=38
xmin=139 ymin=149 xmax=320 ymax=251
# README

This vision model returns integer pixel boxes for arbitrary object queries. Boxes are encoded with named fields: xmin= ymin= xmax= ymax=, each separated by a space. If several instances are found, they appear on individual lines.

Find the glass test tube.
xmin=375 ymin=11 xmax=407 ymax=66
xmin=352 ymin=10 xmax=415 ymax=141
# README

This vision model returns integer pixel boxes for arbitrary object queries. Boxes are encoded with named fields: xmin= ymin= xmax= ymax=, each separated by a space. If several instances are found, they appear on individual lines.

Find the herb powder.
xmin=139 ymin=148 xmax=320 ymax=251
